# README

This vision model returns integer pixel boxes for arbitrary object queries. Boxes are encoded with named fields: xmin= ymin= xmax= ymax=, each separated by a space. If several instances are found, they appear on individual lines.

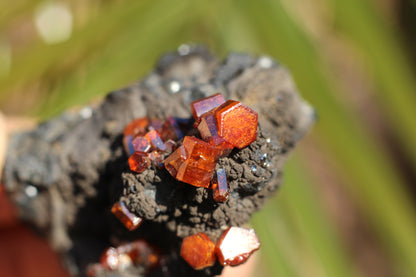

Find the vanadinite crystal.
xmin=191 ymin=93 xmax=225 ymax=120
xmin=132 ymin=137 xmax=151 ymax=153
xmin=167 ymin=136 xmax=221 ymax=188
xmin=211 ymin=168 xmax=229 ymax=202
xmin=180 ymin=233 xmax=216 ymax=270
xmin=111 ymin=201 xmax=144 ymax=231
xmin=145 ymin=130 xmax=167 ymax=152
xmin=215 ymin=100 xmax=258 ymax=149
xmin=215 ymin=227 xmax=260 ymax=266
xmin=128 ymin=152 xmax=150 ymax=173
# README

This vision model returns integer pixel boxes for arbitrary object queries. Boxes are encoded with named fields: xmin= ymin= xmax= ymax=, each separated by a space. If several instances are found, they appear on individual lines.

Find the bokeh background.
xmin=1 ymin=0 xmax=416 ymax=276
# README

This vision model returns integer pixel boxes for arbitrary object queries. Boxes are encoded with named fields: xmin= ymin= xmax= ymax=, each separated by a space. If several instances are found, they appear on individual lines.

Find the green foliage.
xmin=1 ymin=0 xmax=415 ymax=276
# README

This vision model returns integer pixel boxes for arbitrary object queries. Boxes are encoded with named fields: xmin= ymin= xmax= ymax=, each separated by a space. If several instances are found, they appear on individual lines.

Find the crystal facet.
xmin=180 ymin=233 xmax=216 ymax=270
xmin=211 ymin=168 xmax=229 ymax=202
xmin=145 ymin=130 xmax=167 ymax=152
xmin=215 ymin=227 xmax=260 ymax=266
xmin=176 ymin=136 xmax=221 ymax=188
xmin=197 ymin=112 xmax=226 ymax=146
xmin=215 ymin=100 xmax=258 ymax=149
xmin=132 ymin=136 xmax=151 ymax=153
xmin=164 ymin=145 xmax=188 ymax=177
xmin=123 ymin=135 xmax=135 ymax=156
xmin=111 ymin=201 xmax=144 ymax=231
xmin=128 ymin=152 xmax=150 ymax=173
xmin=191 ymin=93 xmax=226 ymax=120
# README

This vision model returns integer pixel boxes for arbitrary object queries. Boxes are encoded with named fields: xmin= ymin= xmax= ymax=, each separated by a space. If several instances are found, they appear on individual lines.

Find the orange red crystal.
xmin=180 ymin=233 xmax=216 ymax=270
xmin=215 ymin=227 xmax=260 ymax=266
xmin=111 ymin=201 xmax=144 ymax=231
xmin=215 ymin=100 xmax=258 ymax=149
xmin=128 ymin=152 xmax=150 ymax=173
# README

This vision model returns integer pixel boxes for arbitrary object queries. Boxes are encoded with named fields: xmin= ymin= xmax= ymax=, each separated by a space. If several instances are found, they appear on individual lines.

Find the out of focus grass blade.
xmin=253 ymin=156 xmax=356 ymax=277
xmin=236 ymin=0 xmax=416 ymax=276
xmin=329 ymin=0 xmax=416 ymax=170
xmin=0 ymin=0 xmax=152 ymax=101
xmin=35 ymin=0 xmax=199 ymax=118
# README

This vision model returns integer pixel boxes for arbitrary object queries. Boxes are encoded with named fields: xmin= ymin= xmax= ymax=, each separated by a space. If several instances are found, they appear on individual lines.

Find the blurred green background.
xmin=1 ymin=0 xmax=416 ymax=276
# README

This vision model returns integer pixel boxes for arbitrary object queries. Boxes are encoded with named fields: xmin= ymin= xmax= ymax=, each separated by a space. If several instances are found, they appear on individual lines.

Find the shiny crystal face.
xmin=111 ymin=201 xmax=143 ymax=231
xmin=180 ymin=233 xmax=216 ymax=270
xmin=216 ymin=227 xmax=261 ymax=266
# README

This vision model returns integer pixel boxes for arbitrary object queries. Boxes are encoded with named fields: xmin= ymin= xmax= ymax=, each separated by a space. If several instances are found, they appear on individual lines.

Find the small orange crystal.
xmin=111 ymin=201 xmax=144 ymax=231
xmin=128 ymin=152 xmax=150 ymax=173
xmin=211 ymin=168 xmax=229 ymax=202
xmin=215 ymin=100 xmax=258 ymax=149
xmin=191 ymin=93 xmax=226 ymax=120
xmin=180 ymin=233 xmax=216 ymax=270
xmin=215 ymin=227 xmax=260 ymax=266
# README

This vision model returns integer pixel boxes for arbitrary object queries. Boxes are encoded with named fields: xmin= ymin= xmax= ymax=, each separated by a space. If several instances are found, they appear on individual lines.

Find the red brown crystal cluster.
xmin=107 ymin=93 xmax=260 ymax=272
xmin=87 ymin=240 xmax=160 ymax=276
xmin=180 ymin=227 xmax=260 ymax=270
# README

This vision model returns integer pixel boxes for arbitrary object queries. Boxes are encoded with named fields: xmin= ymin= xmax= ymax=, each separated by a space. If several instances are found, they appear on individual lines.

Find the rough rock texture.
xmin=2 ymin=46 xmax=315 ymax=277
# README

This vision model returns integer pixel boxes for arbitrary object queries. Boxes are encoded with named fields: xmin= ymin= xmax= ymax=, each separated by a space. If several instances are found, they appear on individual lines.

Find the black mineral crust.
xmin=2 ymin=46 xmax=315 ymax=277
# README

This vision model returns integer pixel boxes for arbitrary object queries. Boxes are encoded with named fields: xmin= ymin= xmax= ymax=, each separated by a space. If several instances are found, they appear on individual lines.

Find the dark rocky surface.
xmin=2 ymin=46 xmax=315 ymax=277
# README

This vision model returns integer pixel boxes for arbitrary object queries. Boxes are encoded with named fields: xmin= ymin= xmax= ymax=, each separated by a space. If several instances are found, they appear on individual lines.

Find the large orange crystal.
xmin=176 ymin=136 xmax=221 ymax=188
xmin=215 ymin=100 xmax=258 ymax=149
xmin=111 ymin=201 xmax=144 ymax=231
xmin=215 ymin=227 xmax=260 ymax=266
xmin=191 ymin=93 xmax=225 ymax=120
xmin=211 ymin=168 xmax=229 ymax=202
xmin=180 ymin=233 xmax=216 ymax=270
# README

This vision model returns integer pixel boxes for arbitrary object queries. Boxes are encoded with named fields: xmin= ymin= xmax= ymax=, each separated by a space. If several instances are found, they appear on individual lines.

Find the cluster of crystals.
xmin=87 ymin=240 xmax=160 ymax=276
xmin=166 ymin=93 xmax=258 ymax=196
xmin=180 ymin=227 xmax=261 ymax=270
xmin=123 ymin=116 xmax=190 ymax=174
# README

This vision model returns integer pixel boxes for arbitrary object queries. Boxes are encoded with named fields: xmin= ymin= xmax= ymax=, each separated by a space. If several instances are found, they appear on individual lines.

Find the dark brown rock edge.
xmin=2 ymin=46 xmax=315 ymax=277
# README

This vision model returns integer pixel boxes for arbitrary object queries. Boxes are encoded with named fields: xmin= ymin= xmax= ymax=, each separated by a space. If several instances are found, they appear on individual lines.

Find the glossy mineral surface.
xmin=180 ymin=233 xmax=216 ymax=270
xmin=111 ymin=201 xmax=144 ymax=231
xmin=128 ymin=152 xmax=150 ymax=173
xmin=175 ymin=136 xmax=221 ymax=188
xmin=191 ymin=93 xmax=225 ymax=120
xmin=215 ymin=100 xmax=258 ymax=149
xmin=215 ymin=227 xmax=260 ymax=266
xmin=211 ymin=168 xmax=229 ymax=202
